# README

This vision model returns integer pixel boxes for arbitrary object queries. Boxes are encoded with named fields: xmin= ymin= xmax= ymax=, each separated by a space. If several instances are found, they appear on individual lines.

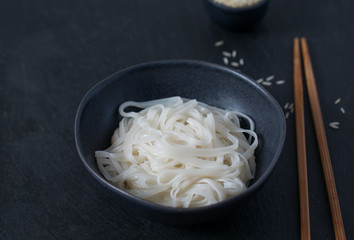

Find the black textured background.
xmin=1 ymin=0 xmax=353 ymax=239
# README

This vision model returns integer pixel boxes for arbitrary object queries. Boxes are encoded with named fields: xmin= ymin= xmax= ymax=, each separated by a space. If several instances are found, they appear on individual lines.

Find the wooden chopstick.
xmin=293 ymin=37 xmax=311 ymax=240
xmin=300 ymin=37 xmax=346 ymax=240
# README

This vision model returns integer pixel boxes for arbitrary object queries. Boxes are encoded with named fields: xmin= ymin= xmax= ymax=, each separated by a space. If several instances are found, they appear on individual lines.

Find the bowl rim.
xmin=205 ymin=0 xmax=268 ymax=12
xmin=74 ymin=59 xmax=286 ymax=213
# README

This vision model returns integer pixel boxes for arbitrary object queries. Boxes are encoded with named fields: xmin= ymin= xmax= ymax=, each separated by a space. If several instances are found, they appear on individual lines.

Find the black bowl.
xmin=75 ymin=60 xmax=285 ymax=225
xmin=203 ymin=0 xmax=269 ymax=30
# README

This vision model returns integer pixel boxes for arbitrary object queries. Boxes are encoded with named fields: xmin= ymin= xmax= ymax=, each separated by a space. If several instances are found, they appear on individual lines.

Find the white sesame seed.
xmin=340 ymin=107 xmax=346 ymax=114
xmin=329 ymin=122 xmax=340 ymax=129
xmin=222 ymin=51 xmax=231 ymax=57
xmin=266 ymin=75 xmax=275 ymax=81
xmin=262 ymin=81 xmax=272 ymax=86
xmin=230 ymin=62 xmax=239 ymax=67
xmin=276 ymin=80 xmax=286 ymax=85
xmin=215 ymin=40 xmax=224 ymax=47
xmin=223 ymin=57 xmax=229 ymax=65
xmin=334 ymin=98 xmax=341 ymax=104
xmin=232 ymin=50 xmax=237 ymax=58
xmin=239 ymin=58 xmax=244 ymax=66
xmin=256 ymin=78 xmax=264 ymax=84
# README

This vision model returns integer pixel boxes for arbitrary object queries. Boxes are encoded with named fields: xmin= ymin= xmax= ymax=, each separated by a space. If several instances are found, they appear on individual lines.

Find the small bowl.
xmin=203 ymin=0 xmax=269 ymax=30
xmin=75 ymin=60 xmax=285 ymax=225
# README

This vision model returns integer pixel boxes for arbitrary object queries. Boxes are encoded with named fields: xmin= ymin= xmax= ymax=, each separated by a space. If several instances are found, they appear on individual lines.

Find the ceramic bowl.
xmin=203 ymin=0 xmax=269 ymax=30
xmin=75 ymin=60 xmax=285 ymax=225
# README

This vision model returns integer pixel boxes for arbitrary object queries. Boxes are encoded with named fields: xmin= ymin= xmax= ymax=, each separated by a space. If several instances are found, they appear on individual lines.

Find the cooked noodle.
xmin=95 ymin=97 xmax=258 ymax=208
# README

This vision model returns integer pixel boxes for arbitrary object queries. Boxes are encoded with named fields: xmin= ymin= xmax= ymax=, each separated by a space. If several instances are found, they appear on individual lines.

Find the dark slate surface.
xmin=1 ymin=0 xmax=353 ymax=239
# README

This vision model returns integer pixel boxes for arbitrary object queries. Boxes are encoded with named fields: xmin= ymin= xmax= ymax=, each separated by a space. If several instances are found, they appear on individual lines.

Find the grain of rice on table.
xmin=276 ymin=80 xmax=286 ymax=85
xmin=222 ymin=51 xmax=232 ymax=57
xmin=334 ymin=98 xmax=341 ymax=104
xmin=231 ymin=62 xmax=239 ymax=67
xmin=329 ymin=122 xmax=340 ymax=129
xmin=262 ymin=81 xmax=272 ymax=86
xmin=266 ymin=75 xmax=274 ymax=81
xmin=215 ymin=40 xmax=224 ymax=47
xmin=284 ymin=102 xmax=289 ymax=109
xmin=239 ymin=58 xmax=244 ymax=65
xmin=223 ymin=57 xmax=229 ymax=65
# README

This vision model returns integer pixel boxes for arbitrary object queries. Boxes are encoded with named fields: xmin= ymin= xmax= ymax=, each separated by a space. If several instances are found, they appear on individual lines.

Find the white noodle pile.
xmin=95 ymin=97 xmax=258 ymax=208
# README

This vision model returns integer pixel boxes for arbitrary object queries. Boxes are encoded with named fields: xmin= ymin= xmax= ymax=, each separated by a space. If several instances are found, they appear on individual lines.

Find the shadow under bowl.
xmin=75 ymin=60 xmax=285 ymax=225
xmin=203 ymin=0 xmax=269 ymax=31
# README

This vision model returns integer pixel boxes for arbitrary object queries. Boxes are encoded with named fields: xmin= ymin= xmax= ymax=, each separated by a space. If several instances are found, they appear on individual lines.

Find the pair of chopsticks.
xmin=293 ymin=38 xmax=346 ymax=240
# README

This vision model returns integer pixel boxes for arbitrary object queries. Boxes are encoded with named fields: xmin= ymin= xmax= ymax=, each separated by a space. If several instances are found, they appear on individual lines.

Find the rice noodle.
xmin=95 ymin=96 xmax=258 ymax=208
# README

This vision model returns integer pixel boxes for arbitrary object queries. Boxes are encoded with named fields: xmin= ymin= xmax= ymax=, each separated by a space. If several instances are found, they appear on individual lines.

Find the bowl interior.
xmin=207 ymin=0 xmax=268 ymax=11
xmin=203 ymin=0 xmax=269 ymax=30
xmin=75 ymin=60 xmax=285 ymax=221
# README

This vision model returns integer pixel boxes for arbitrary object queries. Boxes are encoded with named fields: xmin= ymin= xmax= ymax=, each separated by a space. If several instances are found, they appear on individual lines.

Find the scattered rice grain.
xmin=223 ymin=57 xmax=229 ymax=65
xmin=289 ymin=103 xmax=294 ymax=110
xmin=222 ymin=51 xmax=231 ymax=57
xmin=215 ymin=40 xmax=224 ymax=47
xmin=231 ymin=62 xmax=239 ymax=67
xmin=334 ymin=98 xmax=341 ymax=104
xmin=266 ymin=75 xmax=275 ymax=81
xmin=285 ymin=112 xmax=290 ymax=119
xmin=232 ymin=50 xmax=237 ymax=58
xmin=262 ymin=81 xmax=272 ymax=86
xmin=276 ymin=80 xmax=286 ymax=85
xmin=340 ymin=107 xmax=346 ymax=114
xmin=239 ymin=58 xmax=244 ymax=66
xmin=256 ymin=78 xmax=263 ymax=84
xmin=329 ymin=122 xmax=340 ymax=129
xmin=284 ymin=102 xmax=289 ymax=109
